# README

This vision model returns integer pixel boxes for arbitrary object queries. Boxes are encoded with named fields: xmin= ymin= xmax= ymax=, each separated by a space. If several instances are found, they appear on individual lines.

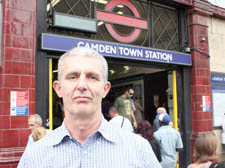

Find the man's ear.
xmin=53 ymin=81 xmax=62 ymax=98
xmin=103 ymin=81 xmax=111 ymax=98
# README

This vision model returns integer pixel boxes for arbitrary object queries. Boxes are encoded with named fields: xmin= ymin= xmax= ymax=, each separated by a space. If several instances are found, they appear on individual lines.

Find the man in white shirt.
xmin=109 ymin=106 xmax=134 ymax=132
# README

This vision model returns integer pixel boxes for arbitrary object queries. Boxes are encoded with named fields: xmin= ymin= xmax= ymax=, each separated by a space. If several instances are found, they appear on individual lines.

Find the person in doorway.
xmin=153 ymin=107 xmax=167 ymax=132
xmin=108 ymin=106 xmax=134 ymax=132
xmin=136 ymin=120 xmax=162 ymax=163
xmin=18 ymin=47 xmax=161 ymax=168
xmin=26 ymin=114 xmax=51 ymax=147
xmin=134 ymin=95 xmax=144 ymax=123
xmin=187 ymin=132 xmax=225 ymax=168
xmin=154 ymin=113 xmax=183 ymax=168
xmin=114 ymin=87 xmax=137 ymax=129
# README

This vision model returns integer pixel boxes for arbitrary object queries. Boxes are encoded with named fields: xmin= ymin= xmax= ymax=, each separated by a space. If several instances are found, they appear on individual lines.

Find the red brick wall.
xmin=188 ymin=0 xmax=213 ymax=162
xmin=0 ymin=0 xmax=36 ymax=166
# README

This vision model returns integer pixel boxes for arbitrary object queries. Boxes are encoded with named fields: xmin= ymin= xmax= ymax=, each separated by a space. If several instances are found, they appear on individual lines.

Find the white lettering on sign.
xmin=77 ymin=41 xmax=117 ymax=55
xmin=212 ymin=77 xmax=224 ymax=81
xmin=118 ymin=47 xmax=143 ymax=57
xmin=145 ymin=51 xmax=173 ymax=62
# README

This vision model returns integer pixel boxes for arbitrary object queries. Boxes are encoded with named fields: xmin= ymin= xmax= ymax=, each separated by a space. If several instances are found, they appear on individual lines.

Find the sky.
xmin=208 ymin=0 xmax=225 ymax=9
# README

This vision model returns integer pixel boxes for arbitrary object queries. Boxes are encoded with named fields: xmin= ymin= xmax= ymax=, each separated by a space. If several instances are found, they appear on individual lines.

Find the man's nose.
xmin=77 ymin=75 xmax=87 ymax=91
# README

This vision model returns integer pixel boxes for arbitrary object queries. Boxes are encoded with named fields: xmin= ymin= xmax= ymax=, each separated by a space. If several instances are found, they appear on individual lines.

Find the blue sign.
xmin=15 ymin=106 xmax=29 ymax=116
xmin=211 ymin=74 xmax=225 ymax=85
xmin=41 ymin=33 xmax=192 ymax=66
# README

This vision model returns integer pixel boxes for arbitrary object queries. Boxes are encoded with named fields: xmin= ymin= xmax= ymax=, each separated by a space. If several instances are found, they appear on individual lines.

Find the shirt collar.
xmin=97 ymin=117 xmax=118 ymax=143
xmin=49 ymin=116 xmax=118 ymax=146
xmin=49 ymin=121 xmax=71 ymax=146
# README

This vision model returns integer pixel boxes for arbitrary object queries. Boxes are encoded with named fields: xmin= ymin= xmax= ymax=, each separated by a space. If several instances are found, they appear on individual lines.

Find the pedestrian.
xmin=187 ymin=132 xmax=225 ymax=168
xmin=134 ymin=96 xmax=144 ymax=123
xmin=136 ymin=120 xmax=162 ymax=163
xmin=18 ymin=47 xmax=161 ymax=168
xmin=108 ymin=106 xmax=134 ymax=132
xmin=26 ymin=114 xmax=51 ymax=146
xmin=153 ymin=107 xmax=167 ymax=132
xmin=154 ymin=113 xmax=183 ymax=168
xmin=114 ymin=87 xmax=137 ymax=129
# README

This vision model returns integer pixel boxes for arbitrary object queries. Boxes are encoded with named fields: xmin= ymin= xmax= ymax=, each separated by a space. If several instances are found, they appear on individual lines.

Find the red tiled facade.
xmin=0 ymin=0 xmax=36 ymax=166
xmin=0 ymin=0 xmax=225 ymax=167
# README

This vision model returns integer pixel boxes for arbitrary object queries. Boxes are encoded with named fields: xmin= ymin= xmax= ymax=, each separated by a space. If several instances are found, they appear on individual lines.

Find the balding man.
xmin=153 ymin=107 xmax=167 ymax=132
xmin=26 ymin=114 xmax=51 ymax=146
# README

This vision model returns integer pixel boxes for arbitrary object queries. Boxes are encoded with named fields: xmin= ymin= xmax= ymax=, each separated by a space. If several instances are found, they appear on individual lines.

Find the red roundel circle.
xmin=105 ymin=0 xmax=142 ymax=43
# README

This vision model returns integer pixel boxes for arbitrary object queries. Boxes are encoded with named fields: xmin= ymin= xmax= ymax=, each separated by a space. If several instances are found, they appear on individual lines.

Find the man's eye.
xmin=68 ymin=75 xmax=76 ymax=79
xmin=91 ymin=76 xmax=97 ymax=80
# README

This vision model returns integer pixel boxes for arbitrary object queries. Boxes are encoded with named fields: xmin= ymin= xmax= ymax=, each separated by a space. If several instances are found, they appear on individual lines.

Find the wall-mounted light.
xmin=184 ymin=47 xmax=191 ymax=53
xmin=184 ymin=46 xmax=210 ymax=57
xmin=201 ymin=37 xmax=206 ymax=42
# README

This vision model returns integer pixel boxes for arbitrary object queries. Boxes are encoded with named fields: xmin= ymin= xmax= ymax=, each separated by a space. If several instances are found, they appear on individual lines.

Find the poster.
xmin=202 ymin=96 xmax=211 ymax=112
xmin=212 ymin=91 xmax=225 ymax=127
xmin=10 ymin=91 xmax=29 ymax=116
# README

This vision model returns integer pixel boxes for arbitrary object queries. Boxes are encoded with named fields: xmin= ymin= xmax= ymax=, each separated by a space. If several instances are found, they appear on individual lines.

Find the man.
xmin=108 ymin=106 xmax=134 ymax=132
xmin=154 ymin=113 xmax=183 ymax=168
xmin=18 ymin=47 xmax=161 ymax=168
xmin=153 ymin=107 xmax=167 ymax=132
xmin=114 ymin=87 xmax=137 ymax=128
xmin=26 ymin=114 xmax=46 ymax=146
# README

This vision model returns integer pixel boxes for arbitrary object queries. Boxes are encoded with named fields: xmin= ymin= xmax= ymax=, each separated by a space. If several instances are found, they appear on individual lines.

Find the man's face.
xmin=127 ymin=89 xmax=134 ymax=98
xmin=28 ymin=118 xmax=40 ymax=131
xmin=53 ymin=55 xmax=111 ymax=118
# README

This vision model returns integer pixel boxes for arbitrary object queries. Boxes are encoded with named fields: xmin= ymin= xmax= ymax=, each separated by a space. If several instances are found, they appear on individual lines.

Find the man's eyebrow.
xmin=87 ymin=72 xmax=100 ymax=76
xmin=65 ymin=72 xmax=79 ymax=77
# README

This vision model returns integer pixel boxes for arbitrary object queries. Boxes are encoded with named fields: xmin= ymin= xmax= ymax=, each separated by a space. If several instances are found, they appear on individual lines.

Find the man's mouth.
xmin=74 ymin=96 xmax=91 ymax=102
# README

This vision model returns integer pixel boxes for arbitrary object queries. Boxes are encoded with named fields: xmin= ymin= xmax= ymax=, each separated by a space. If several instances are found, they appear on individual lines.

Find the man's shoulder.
xmin=115 ymin=128 xmax=148 ymax=145
xmin=115 ymin=96 xmax=124 ymax=101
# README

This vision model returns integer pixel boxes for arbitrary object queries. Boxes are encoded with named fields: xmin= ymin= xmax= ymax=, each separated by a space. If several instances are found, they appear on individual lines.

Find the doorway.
xmin=50 ymin=58 xmax=177 ymax=129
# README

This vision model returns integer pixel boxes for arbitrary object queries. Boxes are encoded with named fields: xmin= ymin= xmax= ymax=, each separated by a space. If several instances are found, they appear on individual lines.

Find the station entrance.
xmin=50 ymin=57 xmax=178 ymax=130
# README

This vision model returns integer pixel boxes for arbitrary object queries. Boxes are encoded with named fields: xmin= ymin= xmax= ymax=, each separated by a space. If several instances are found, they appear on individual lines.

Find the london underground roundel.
xmin=96 ymin=0 xmax=148 ymax=43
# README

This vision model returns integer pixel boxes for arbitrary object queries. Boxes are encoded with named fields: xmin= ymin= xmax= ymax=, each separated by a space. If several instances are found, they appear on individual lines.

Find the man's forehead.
xmin=129 ymin=89 xmax=134 ymax=93
xmin=28 ymin=117 xmax=35 ymax=122
xmin=63 ymin=56 xmax=103 ymax=73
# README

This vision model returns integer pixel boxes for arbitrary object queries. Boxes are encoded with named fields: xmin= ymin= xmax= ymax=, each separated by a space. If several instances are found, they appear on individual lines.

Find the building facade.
xmin=0 ymin=0 xmax=224 ymax=167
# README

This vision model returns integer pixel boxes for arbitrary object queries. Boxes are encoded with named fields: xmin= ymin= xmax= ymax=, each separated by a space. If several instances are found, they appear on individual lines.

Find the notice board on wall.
xmin=212 ymin=91 xmax=225 ymax=127
xmin=10 ymin=91 xmax=29 ymax=116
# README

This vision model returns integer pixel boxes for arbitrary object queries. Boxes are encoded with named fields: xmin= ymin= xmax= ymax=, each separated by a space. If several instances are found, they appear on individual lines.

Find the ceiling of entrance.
xmin=108 ymin=64 xmax=164 ymax=80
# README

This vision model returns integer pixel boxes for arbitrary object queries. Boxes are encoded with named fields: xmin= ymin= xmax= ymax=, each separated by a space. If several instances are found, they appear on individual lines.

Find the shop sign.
xmin=10 ymin=91 xmax=29 ymax=116
xmin=211 ymin=73 xmax=225 ymax=85
xmin=41 ymin=33 xmax=191 ymax=66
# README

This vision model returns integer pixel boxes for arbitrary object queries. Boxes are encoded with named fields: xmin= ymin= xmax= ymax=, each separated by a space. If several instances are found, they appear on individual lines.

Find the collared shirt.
xmin=18 ymin=118 xmax=161 ymax=168
xmin=109 ymin=115 xmax=134 ymax=132
xmin=154 ymin=126 xmax=183 ymax=168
